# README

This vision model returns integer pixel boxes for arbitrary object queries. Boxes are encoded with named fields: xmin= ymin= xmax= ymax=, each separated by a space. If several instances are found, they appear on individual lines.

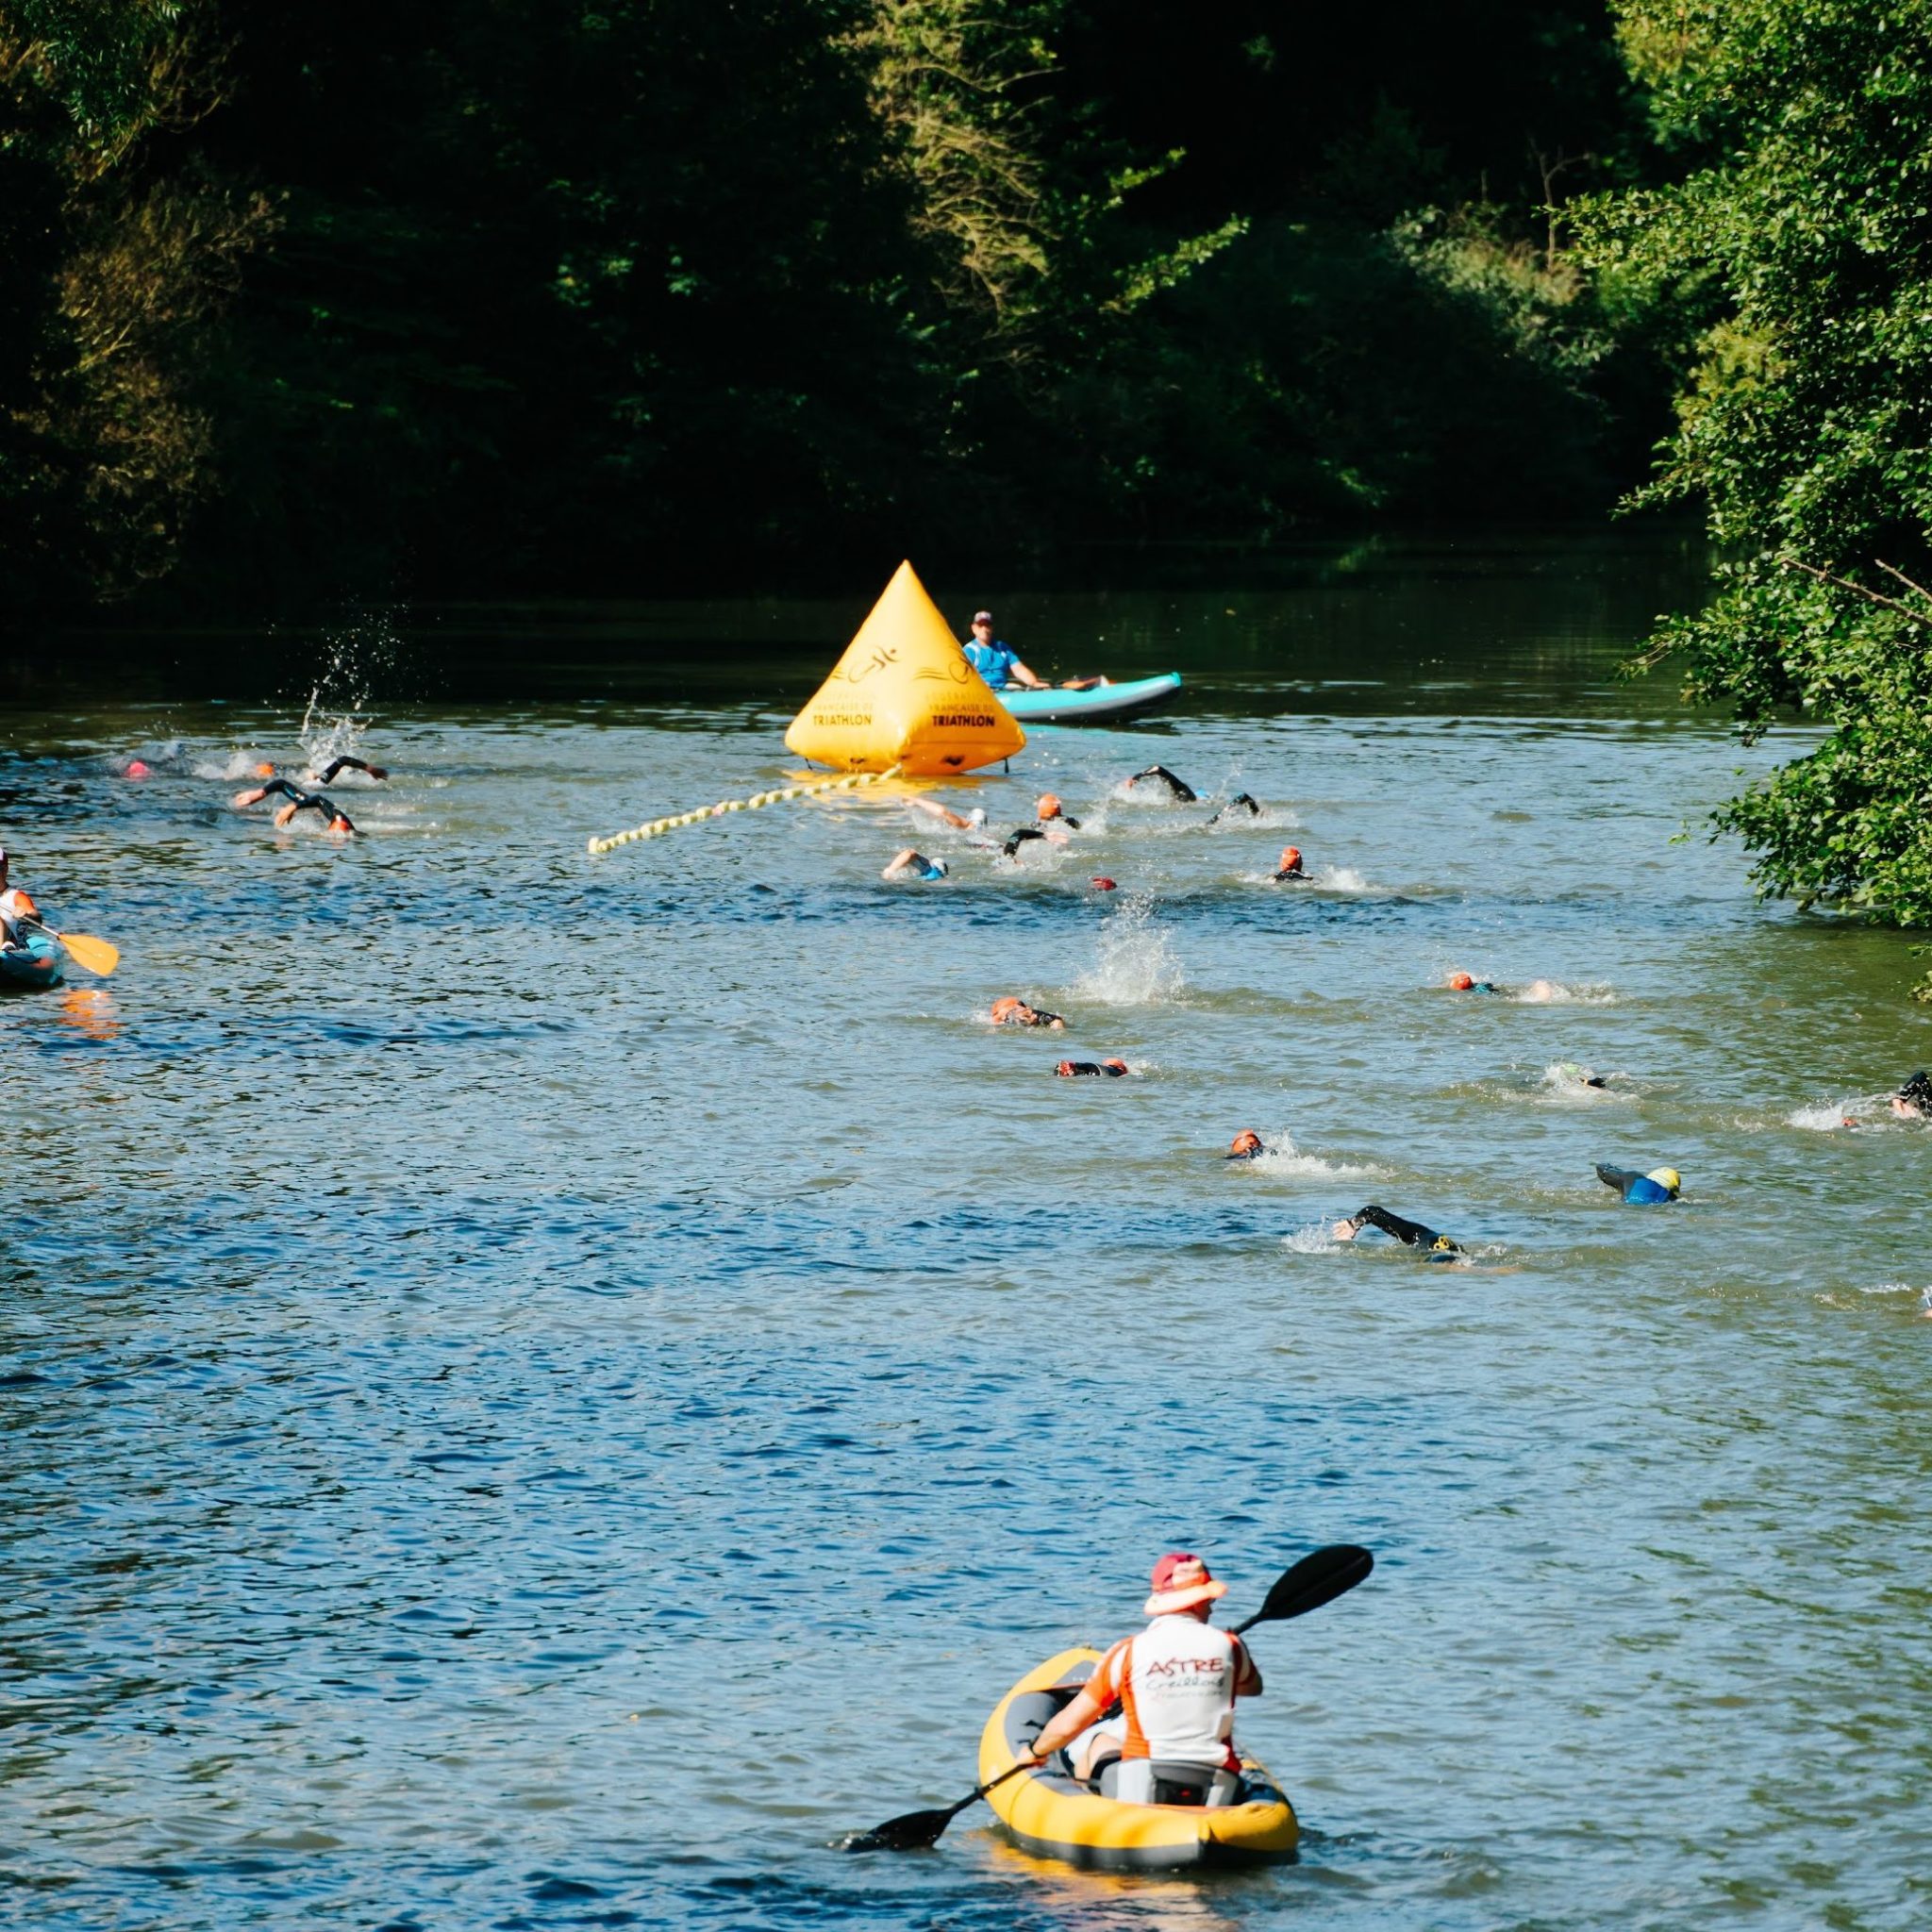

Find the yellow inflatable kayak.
xmin=977 ymin=1647 xmax=1299 ymax=1871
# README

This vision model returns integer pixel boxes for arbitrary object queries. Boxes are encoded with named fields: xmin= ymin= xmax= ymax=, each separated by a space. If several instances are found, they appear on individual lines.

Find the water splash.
xmin=1281 ymin=1222 xmax=1341 ymax=1253
xmin=1539 ymin=1061 xmax=1625 ymax=1104
xmin=1787 ymin=1098 xmax=1864 ymax=1130
xmin=1510 ymin=979 xmax=1618 ymax=1005
xmin=1070 ymin=892 xmax=1184 ymax=1006
xmin=1241 ymin=1131 xmax=1382 ymax=1181
xmin=295 ymin=618 xmax=402 ymax=774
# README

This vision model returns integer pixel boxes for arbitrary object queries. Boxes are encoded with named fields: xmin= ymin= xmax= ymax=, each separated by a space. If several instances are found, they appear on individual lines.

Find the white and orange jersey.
xmin=1089 ymin=1614 xmax=1256 ymax=1767
xmin=0 ymin=885 xmax=37 ymax=929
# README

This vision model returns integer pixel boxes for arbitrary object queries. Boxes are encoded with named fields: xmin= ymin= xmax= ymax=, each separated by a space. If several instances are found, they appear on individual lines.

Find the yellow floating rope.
xmin=588 ymin=764 xmax=904 ymax=855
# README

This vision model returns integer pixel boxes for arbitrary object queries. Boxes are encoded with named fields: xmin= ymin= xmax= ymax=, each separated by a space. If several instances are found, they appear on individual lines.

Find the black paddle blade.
xmin=835 ymin=1806 xmax=956 ymax=1854
xmin=1236 ymin=1543 xmax=1374 ymax=1632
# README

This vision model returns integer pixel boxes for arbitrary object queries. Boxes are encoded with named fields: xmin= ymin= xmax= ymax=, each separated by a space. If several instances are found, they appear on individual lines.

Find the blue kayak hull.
xmin=0 ymin=934 xmax=64 ymax=991
xmin=996 ymin=673 xmax=1182 ymax=724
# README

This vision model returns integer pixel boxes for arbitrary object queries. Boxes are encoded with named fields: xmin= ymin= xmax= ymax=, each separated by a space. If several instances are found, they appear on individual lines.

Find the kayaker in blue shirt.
xmin=1595 ymin=1163 xmax=1681 ymax=1204
xmin=963 ymin=611 xmax=1107 ymax=693
xmin=962 ymin=611 xmax=1049 ymax=692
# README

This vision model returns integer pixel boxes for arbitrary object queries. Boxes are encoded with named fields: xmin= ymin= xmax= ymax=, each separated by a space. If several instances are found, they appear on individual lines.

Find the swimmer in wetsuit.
xmin=1208 ymin=793 xmax=1261 ymax=824
xmin=1272 ymin=846 xmax=1309 ymax=882
xmin=1057 ymin=1058 xmax=1129 ymax=1077
xmin=991 ymin=996 xmax=1066 ymax=1029
xmin=1333 ymin=1205 xmax=1461 ymax=1255
xmin=1002 ymin=792 xmax=1080 ymax=858
xmin=1226 ymin=1130 xmax=1264 ymax=1159
xmin=1595 ymin=1163 xmax=1680 ymax=1204
xmin=230 ymin=777 xmax=355 ymax=833
xmin=1123 ymin=764 xmax=1197 ymax=803
xmin=883 ymin=848 xmax=948 ymax=880
xmin=1890 ymin=1070 xmax=1932 ymax=1119
xmin=310 ymin=756 xmax=389 ymax=784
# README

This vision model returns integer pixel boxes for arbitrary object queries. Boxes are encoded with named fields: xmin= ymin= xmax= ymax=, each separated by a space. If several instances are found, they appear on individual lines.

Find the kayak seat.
xmin=1099 ymin=1758 xmax=1240 ymax=1807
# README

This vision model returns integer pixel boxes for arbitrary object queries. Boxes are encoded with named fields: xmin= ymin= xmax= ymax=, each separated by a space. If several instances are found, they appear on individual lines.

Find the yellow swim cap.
xmin=1647 ymin=1167 xmax=1682 ymax=1195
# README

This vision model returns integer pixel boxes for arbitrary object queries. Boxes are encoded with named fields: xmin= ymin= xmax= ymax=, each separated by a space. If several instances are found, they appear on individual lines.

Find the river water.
xmin=5 ymin=534 xmax=1930 ymax=1931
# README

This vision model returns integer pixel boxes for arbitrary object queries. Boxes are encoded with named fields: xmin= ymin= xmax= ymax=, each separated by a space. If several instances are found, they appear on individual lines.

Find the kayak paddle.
xmin=838 ymin=1542 xmax=1374 ymax=1854
xmin=26 ymin=920 xmax=118 ymax=976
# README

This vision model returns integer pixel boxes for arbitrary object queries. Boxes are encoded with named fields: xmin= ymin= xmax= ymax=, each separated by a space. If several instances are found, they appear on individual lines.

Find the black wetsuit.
xmin=1058 ymin=1061 xmax=1128 ymax=1077
xmin=313 ymin=756 xmax=388 ymax=783
xmin=1208 ymin=793 xmax=1260 ymax=824
xmin=1127 ymin=764 xmax=1197 ymax=802
xmin=258 ymin=778 xmax=354 ymax=830
xmin=1349 ymin=1204 xmax=1460 ymax=1254
xmin=1897 ymin=1070 xmax=1932 ymax=1113
xmin=1272 ymin=862 xmax=1308 ymax=882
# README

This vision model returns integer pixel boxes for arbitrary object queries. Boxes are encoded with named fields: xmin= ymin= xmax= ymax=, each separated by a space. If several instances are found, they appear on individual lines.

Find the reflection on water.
xmin=4 ymin=536 xmax=1932 ymax=1932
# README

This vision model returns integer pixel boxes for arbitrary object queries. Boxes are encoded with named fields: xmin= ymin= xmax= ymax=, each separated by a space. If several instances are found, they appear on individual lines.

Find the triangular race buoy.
xmin=785 ymin=561 xmax=1025 ymax=774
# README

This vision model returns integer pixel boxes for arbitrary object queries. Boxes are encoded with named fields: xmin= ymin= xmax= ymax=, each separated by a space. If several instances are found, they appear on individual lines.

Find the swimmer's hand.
xmin=1332 ymin=1218 xmax=1360 ymax=1241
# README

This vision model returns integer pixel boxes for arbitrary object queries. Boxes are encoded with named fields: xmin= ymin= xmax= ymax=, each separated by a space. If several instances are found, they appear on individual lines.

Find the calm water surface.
xmin=5 ymin=537 xmax=1930 ymax=1931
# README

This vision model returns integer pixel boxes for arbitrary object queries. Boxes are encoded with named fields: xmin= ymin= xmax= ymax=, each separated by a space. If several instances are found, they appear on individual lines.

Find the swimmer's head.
xmin=1646 ymin=1166 xmax=1682 ymax=1198
xmin=991 ymin=996 xmax=1024 ymax=1024
xmin=1104 ymin=1058 xmax=1128 ymax=1074
xmin=1091 ymin=875 xmax=1117 ymax=891
xmin=1036 ymin=792 xmax=1064 ymax=822
xmin=1448 ymin=972 xmax=1475 ymax=991
xmin=1279 ymin=846 xmax=1302 ymax=872
xmin=125 ymin=758 xmax=150 ymax=779
xmin=327 ymin=813 xmax=355 ymax=835
xmin=1228 ymin=1130 xmax=1262 ymax=1158
xmin=255 ymin=761 xmax=275 ymax=779
xmin=966 ymin=807 xmax=987 ymax=827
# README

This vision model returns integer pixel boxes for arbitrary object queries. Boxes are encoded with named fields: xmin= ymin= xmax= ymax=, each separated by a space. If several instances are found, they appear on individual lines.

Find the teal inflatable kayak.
xmin=996 ymin=673 xmax=1181 ymax=724
xmin=0 ymin=934 xmax=63 ymax=991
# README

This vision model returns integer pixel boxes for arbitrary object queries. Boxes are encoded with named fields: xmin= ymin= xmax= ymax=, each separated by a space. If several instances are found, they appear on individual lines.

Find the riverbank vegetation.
xmin=1576 ymin=0 xmax=1932 ymax=987
xmin=4 ymin=0 xmax=1664 ymax=615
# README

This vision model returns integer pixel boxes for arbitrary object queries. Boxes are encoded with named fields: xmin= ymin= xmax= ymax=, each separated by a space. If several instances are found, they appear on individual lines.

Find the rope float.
xmin=588 ymin=764 xmax=905 ymax=855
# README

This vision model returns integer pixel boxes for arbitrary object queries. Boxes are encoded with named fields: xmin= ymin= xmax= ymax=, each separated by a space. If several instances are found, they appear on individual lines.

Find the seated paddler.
xmin=962 ymin=610 xmax=1106 ymax=693
xmin=1016 ymin=1552 xmax=1261 ymax=1807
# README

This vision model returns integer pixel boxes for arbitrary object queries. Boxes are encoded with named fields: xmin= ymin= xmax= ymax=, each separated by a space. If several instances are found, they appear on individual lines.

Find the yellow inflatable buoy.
xmin=785 ymin=560 xmax=1025 ymax=775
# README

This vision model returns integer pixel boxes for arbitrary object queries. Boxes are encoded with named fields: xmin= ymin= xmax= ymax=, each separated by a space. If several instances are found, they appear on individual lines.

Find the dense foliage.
xmin=1576 ymin=0 xmax=1932 ymax=976
xmin=0 ymin=0 xmax=1663 ymax=612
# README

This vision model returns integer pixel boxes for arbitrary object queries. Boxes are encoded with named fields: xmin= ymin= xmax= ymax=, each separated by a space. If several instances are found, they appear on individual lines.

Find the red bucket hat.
xmin=1144 ymin=1552 xmax=1227 ymax=1617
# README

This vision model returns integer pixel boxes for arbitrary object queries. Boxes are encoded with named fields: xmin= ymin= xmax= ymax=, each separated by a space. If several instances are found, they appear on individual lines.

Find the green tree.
xmin=1576 ymin=0 xmax=1932 ymax=983
xmin=0 ymin=1 xmax=267 ymax=606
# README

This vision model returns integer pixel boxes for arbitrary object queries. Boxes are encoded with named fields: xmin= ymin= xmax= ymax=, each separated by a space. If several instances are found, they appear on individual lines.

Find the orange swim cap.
xmin=328 ymin=814 xmax=354 ymax=835
xmin=1037 ymin=792 xmax=1063 ymax=821
xmin=1091 ymin=876 xmax=1116 ymax=891
xmin=1280 ymin=846 xmax=1301 ymax=869
xmin=1229 ymin=1129 xmax=1262 ymax=1157
xmin=1104 ymin=1058 xmax=1128 ymax=1074
xmin=125 ymin=758 xmax=150 ymax=778
xmin=1448 ymin=972 xmax=1474 ymax=991
xmin=255 ymin=761 xmax=275 ymax=779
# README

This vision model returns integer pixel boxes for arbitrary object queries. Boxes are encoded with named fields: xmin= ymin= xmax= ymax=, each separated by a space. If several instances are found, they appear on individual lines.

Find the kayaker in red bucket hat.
xmin=1016 ymin=1553 xmax=1262 ymax=1806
